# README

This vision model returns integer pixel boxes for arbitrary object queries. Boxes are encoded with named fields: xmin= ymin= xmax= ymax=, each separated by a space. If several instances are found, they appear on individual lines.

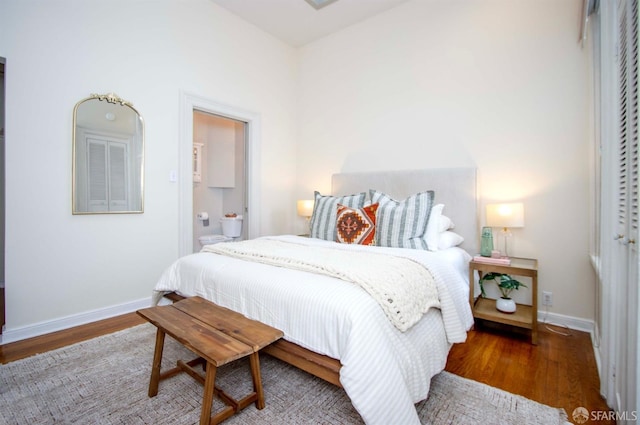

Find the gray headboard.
xmin=331 ymin=168 xmax=478 ymax=254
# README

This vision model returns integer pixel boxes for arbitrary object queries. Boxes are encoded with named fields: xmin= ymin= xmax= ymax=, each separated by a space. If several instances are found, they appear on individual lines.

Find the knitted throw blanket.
xmin=202 ymin=239 xmax=440 ymax=332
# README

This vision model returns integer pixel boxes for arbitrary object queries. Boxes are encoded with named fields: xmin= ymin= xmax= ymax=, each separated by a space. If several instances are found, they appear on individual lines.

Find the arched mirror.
xmin=72 ymin=93 xmax=144 ymax=214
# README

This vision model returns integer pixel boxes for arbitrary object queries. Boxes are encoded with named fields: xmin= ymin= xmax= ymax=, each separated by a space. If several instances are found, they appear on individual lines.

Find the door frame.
xmin=178 ymin=91 xmax=261 ymax=257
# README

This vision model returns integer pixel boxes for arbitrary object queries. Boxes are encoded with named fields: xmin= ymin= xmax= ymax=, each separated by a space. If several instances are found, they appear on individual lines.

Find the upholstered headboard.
xmin=331 ymin=168 xmax=478 ymax=254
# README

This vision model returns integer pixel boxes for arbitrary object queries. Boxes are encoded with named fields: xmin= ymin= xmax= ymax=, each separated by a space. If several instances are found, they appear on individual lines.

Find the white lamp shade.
xmin=486 ymin=203 xmax=524 ymax=228
xmin=297 ymin=199 xmax=315 ymax=218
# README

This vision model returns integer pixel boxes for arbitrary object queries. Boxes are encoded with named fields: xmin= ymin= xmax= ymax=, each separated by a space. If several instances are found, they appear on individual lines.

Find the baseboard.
xmin=0 ymin=297 xmax=155 ymax=345
xmin=537 ymin=309 xmax=594 ymax=333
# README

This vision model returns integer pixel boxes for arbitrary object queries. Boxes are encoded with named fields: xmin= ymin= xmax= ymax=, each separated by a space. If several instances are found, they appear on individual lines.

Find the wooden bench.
xmin=137 ymin=296 xmax=283 ymax=425
xmin=164 ymin=292 xmax=343 ymax=388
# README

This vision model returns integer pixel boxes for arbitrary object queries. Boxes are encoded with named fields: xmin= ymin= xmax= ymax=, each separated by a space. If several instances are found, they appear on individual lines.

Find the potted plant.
xmin=478 ymin=272 xmax=527 ymax=313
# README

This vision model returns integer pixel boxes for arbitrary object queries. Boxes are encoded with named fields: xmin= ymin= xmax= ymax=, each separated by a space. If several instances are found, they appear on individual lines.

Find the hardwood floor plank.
xmin=532 ymin=346 xmax=548 ymax=403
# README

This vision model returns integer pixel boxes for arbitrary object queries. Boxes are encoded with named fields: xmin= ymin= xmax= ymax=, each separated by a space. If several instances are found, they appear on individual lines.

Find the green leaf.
xmin=477 ymin=272 xmax=526 ymax=299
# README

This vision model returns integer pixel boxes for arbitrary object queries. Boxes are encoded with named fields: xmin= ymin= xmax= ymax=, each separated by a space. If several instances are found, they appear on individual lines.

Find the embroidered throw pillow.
xmin=310 ymin=191 xmax=367 ymax=241
xmin=370 ymin=190 xmax=434 ymax=250
xmin=336 ymin=203 xmax=379 ymax=245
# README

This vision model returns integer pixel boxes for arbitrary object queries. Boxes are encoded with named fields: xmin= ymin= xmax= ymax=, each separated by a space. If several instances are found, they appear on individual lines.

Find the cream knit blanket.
xmin=202 ymin=239 xmax=440 ymax=332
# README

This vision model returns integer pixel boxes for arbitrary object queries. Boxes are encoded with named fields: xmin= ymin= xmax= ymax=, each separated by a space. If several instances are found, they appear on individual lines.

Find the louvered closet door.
xmin=108 ymin=142 xmax=128 ymax=212
xmin=86 ymin=136 xmax=129 ymax=212
xmin=87 ymin=138 xmax=108 ymax=212
xmin=615 ymin=0 xmax=639 ymax=416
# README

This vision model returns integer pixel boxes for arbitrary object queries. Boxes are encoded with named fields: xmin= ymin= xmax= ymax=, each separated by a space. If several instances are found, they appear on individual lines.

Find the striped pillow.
xmin=310 ymin=191 xmax=367 ymax=241
xmin=370 ymin=190 xmax=435 ymax=249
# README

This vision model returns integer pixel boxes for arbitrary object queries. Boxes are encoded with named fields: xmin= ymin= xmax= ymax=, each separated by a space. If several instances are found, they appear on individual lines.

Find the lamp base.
xmin=499 ymin=227 xmax=513 ymax=258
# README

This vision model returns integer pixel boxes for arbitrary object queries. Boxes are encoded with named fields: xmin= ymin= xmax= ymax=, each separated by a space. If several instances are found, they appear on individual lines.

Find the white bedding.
xmin=154 ymin=235 xmax=474 ymax=425
xmin=202 ymin=238 xmax=441 ymax=332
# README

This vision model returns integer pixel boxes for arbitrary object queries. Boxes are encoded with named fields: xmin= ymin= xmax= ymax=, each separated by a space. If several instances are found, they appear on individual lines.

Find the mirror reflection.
xmin=72 ymin=93 xmax=144 ymax=214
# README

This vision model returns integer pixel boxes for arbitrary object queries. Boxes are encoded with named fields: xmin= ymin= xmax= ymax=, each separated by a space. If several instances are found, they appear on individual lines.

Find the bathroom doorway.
xmin=178 ymin=92 xmax=260 ymax=257
xmin=192 ymin=111 xmax=247 ymax=252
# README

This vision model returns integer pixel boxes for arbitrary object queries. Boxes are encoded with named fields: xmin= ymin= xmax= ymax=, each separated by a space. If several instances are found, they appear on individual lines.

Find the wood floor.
xmin=0 ymin=312 xmax=146 ymax=364
xmin=446 ymin=320 xmax=614 ymax=425
xmin=0 ymin=313 xmax=613 ymax=424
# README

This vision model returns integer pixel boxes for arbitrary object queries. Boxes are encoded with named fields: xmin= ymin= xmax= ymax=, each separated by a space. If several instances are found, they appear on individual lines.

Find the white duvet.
xmin=153 ymin=235 xmax=474 ymax=425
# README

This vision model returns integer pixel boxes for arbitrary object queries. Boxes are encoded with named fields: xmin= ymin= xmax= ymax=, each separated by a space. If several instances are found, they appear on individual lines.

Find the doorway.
xmin=192 ymin=111 xmax=246 ymax=252
xmin=1 ymin=58 xmax=5 ymax=333
xmin=178 ymin=92 xmax=260 ymax=257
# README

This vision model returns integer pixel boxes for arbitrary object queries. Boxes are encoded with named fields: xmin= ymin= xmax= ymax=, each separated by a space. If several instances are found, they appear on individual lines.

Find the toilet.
xmin=220 ymin=215 xmax=243 ymax=237
xmin=198 ymin=215 xmax=243 ymax=247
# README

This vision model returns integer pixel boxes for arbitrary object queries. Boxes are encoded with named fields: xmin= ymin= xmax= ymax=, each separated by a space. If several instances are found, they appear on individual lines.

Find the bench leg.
xmin=249 ymin=352 xmax=265 ymax=410
xmin=149 ymin=329 xmax=166 ymax=397
xmin=200 ymin=362 xmax=217 ymax=425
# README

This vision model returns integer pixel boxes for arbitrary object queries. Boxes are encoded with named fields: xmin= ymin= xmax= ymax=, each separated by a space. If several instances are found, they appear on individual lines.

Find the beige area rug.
xmin=1 ymin=324 xmax=568 ymax=424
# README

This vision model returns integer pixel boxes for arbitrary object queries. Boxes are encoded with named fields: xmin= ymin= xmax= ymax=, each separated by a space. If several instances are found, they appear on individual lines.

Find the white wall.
xmin=0 ymin=0 xmax=297 ymax=332
xmin=297 ymin=0 xmax=594 ymax=321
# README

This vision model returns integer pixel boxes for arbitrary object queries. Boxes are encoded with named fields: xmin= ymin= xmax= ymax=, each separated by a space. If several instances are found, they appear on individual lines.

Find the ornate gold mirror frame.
xmin=72 ymin=93 xmax=144 ymax=214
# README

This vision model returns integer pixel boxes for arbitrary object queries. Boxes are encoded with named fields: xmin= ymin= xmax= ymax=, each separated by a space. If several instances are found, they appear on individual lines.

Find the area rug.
xmin=0 ymin=324 xmax=568 ymax=424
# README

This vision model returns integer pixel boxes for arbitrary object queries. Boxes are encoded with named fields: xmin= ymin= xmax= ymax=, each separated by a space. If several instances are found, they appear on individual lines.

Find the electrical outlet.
xmin=542 ymin=291 xmax=553 ymax=306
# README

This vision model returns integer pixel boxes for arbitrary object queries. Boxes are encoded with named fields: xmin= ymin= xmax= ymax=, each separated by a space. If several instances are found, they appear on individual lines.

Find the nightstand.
xmin=468 ymin=257 xmax=538 ymax=344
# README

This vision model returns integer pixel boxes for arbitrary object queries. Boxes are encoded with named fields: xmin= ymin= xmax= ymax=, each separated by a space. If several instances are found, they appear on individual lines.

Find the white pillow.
xmin=439 ymin=215 xmax=453 ymax=232
xmin=425 ymin=205 xmax=457 ymax=251
xmin=424 ymin=204 xmax=444 ymax=251
xmin=438 ymin=231 xmax=464 ymax=250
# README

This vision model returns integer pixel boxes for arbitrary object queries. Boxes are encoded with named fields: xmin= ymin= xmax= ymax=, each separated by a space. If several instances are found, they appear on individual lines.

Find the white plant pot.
xmin=496 ymin=297 xmax=516 ymax=314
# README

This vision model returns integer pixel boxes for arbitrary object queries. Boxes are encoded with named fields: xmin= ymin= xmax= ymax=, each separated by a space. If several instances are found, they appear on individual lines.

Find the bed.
xmin=153 ymin=168 xmax=477 ymax=425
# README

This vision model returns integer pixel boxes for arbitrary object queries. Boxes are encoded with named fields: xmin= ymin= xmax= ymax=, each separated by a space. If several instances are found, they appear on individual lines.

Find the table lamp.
xmin=297 ymin=199 xmax=315 ymax=234
xmin=486 ymin=202 xmax=524 ymax=258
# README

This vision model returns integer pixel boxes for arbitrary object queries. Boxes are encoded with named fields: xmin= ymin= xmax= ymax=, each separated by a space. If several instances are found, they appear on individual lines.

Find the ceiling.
xmin=208 ymin=0 xmax=410 ymax=47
